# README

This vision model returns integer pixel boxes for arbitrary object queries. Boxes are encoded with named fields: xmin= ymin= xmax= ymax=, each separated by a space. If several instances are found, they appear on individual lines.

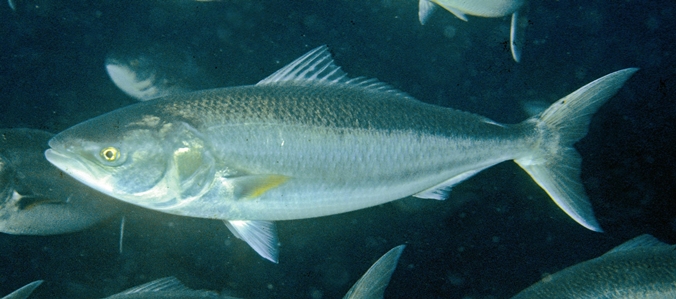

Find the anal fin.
xmin=446 ymin=6 xmax=468 ymax=21
xmin=413 ymin=168 xmax=488 ymax=200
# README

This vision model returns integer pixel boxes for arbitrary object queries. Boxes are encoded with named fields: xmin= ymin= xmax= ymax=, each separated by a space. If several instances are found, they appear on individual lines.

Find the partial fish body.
xmin=512 ymin=235 xmax=676 ymax=298
xmin=105 ymin=45 xmax=208 ymax=101
xmin=418 ymin=0 xmax=528 ymax=62
xmin=0 ymin=280 xmax=42 ymax=299
xmin=102 ymin=277 xmax=238 ymax=299
xmin=45 ymin=46 xmax=637 ymax=262
xmin=419 ymin=0 xmax=524 ymax=20
xmin=102 ymin=245 xmax=404 ymax=299
xmin=105 ymin=60 xmax=167 ymax=101
xmin=0 ymin=129 xmax=120 ymax=235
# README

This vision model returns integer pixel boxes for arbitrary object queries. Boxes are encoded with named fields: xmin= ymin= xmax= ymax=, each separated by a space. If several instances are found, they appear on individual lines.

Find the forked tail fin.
xmin=514 ymin=68 xmax=639 ymax=232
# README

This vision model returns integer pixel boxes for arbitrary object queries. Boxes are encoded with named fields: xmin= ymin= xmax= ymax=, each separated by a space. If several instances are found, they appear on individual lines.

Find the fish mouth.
xmin=44 ymin=148 xmax=91 ymax=182
xmin=44 ymin=148 xmax=79 ymax=174
xmin=44 ymin=143 xmax=114 ymax=197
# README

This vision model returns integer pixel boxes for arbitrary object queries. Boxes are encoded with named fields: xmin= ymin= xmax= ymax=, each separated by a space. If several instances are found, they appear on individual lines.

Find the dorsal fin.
xmin=1 ymin=280 xmax=42 ymax=299
xmin=257 ymin=45 xmax=347 ymax=85
xmin=116 ymin=277 xmax=192 ymax=294
xmin=256 ymin=46 xmax=417 ymax=100
xmin=343 ymin=245 xmax=405 ymax=299
xmin=604 ymin=234 xmax=673 ymax=255
xmin=107 ymin=277 xmax=225 ymax=298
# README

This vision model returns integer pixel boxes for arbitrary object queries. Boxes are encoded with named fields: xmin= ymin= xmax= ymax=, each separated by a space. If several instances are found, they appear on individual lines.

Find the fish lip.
xmin=45 ymin=134 xmax=80 ymax=168
xmin=47 ymin=135 xmax=66 ymax=152
xmin=44 ymin=144 xmax=112 ymax=196
xmin=44 ymin=147 xmax=83 ymax=177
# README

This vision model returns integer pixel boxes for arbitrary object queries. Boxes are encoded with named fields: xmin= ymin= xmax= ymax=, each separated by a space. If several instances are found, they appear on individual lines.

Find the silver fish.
xmin=418 ymin=0 xmax=528 ymax=62
xmin=0 ymin=128 xmax=120 ymax=235
xmin=511 ymin=235 xmax=676 ymax=298
xmin=1 ymin=280 xmax=42 ymax=299
xmin=45 ymin=46 xmax=638 ymax=262
xmin=103 ymin=245 xmax=404 ymax=299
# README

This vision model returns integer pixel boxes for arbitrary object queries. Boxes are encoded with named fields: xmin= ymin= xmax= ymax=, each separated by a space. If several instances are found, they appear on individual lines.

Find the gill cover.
xmin=109 ymin=120 xmax=216 ymax=208
xmin=162 ymin=122 xmax=217 ymax=202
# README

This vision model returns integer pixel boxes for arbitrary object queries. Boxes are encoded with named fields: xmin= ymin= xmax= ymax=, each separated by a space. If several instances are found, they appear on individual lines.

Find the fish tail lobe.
xmin=514 ymin=68 xmax=639 ymax=232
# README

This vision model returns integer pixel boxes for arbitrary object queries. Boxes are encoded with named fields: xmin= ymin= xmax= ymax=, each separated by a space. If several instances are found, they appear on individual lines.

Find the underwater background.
xmin=1 ymin=0 xmax=675 ymax=298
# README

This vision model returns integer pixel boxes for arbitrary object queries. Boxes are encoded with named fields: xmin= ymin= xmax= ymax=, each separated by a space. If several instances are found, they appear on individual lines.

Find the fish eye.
xmin=100 ymin=147 xmax=120 ymax=162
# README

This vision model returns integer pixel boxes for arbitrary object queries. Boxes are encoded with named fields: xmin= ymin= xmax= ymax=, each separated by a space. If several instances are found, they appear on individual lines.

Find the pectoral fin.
xmin=15 ymin=192 xmax=66 ymax=210
xmin=510 ymin=7 xmax=529 ymax=63
xmin=231 ymin=174 xmax=289 ymax=200
xmin=224 ymin=220 xmax=279 ymax=263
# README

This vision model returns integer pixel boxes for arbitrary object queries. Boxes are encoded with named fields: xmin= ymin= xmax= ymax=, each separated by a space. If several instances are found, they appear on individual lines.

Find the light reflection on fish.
xmin=45 ymin=46 xmax=637 ymax=262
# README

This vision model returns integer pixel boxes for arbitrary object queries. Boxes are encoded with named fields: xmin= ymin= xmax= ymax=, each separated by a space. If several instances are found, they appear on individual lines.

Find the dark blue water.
xmin=1 ymin=0 xmax=675 ymax=298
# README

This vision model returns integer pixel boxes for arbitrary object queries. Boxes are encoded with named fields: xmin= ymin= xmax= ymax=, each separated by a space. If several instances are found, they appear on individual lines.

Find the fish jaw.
xmin=45 ymin=142 xmax=117 ymax=198
xmin=44 ymin=132 xmax=161 ymax=209
xmin=45 ymin=142 xmax=175 ymax=212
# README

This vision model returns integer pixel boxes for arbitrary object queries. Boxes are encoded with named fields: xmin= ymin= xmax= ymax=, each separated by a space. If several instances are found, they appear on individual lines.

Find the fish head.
xmin=45 ymin=110 xmax=216 ymax=212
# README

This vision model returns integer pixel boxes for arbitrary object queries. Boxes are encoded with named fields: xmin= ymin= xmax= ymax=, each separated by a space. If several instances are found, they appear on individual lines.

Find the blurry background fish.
xmin=511 ymin=234 xmax=676 ymax=298
xmin=101 ymin=276 xmax=241 ymax=299
xmin=105 ymin=43 xmax=215 ymax=101
xmin=418 ymin=0 xmax=529 ymax=62
xmin=99 ymin=244 xmax=403 ymax=299
xmin=8 ymin=0 xmax=223 ymax=13
xmin=0 ymin=128 xmax=123 ymax=235
xmin=0 ymin=280 xmax=42 ymax=299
